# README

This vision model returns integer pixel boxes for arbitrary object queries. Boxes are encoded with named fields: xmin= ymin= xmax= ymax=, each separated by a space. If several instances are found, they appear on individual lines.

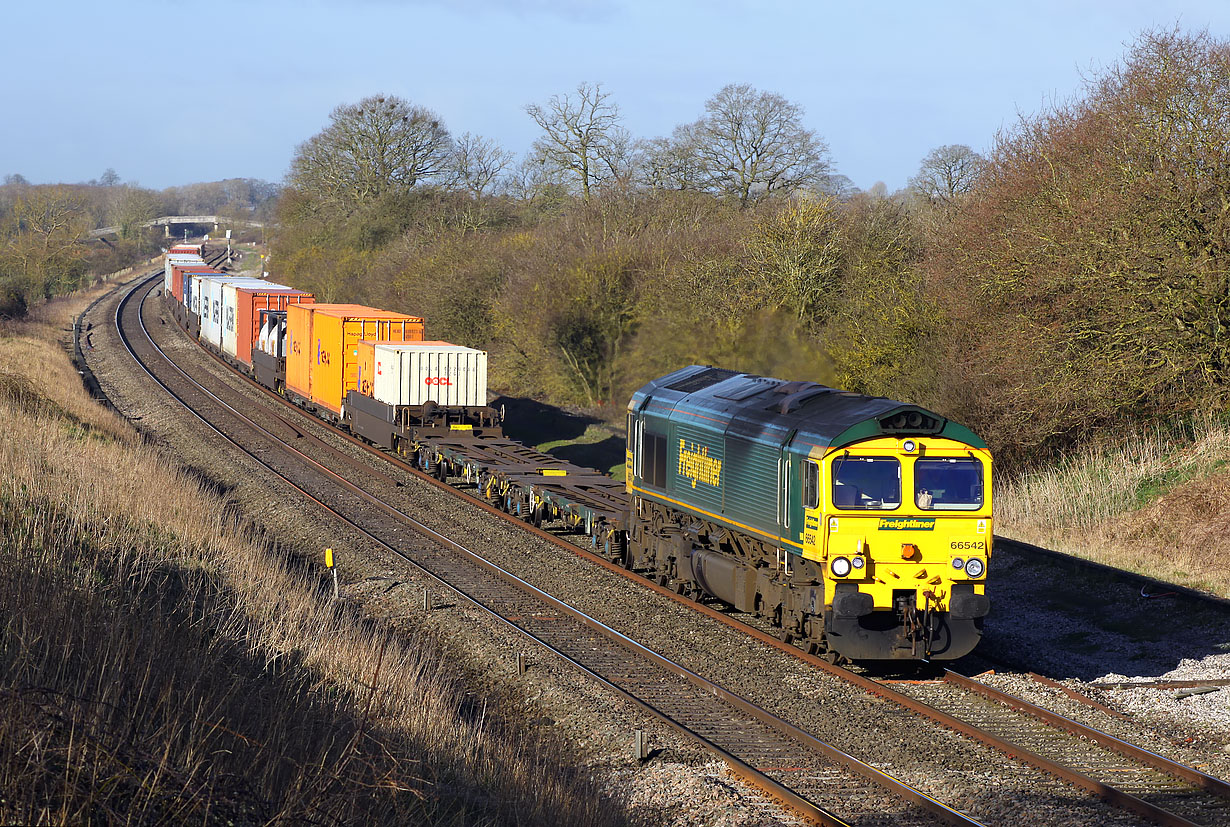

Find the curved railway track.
xmin=113 ymin=274 xmax=977 ymax=826
xmin=99 ymin=269 xmax=1230 ymax=826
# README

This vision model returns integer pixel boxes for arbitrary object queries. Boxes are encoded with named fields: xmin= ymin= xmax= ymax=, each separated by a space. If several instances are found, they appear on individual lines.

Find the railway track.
xmin=887 ymin=671 xmax=1230 ymax=825
xmin=99 ymin=270 xmax=1230 ymax=826
xmin=113 ymin=274 xmax=979 ymax=825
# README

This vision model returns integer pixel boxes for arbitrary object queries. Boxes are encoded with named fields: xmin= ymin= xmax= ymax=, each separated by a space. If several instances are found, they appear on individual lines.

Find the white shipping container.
xmin=186 ymin=272 xmax=202 ymax=317
xmin=258 ymin=311 xmax=287 ymax=357
xmin=180 ymin=266 xmax=207 ymax=311
xmin=369 ymin=342 xmax=487 ymax=408
xmin=164 ymin=253 xmax=204 ymax=296
xmin=200 ymin=277 xmax=267 ymax=351
xmin=219 ymin=280 xmax=294 ymax=360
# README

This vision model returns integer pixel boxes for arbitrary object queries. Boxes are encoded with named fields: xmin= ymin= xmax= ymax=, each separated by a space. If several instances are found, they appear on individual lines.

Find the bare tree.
xmin=1 ymin=186 xmax=91 ymax=304
xmin=908 ymin=144 xmax=986 ymax=206
xmin=108 ymin=186 xmax=161 ymax=240
xmin=681 ymin=84 xmax=832 ymax=208
xmin=525 ymin=82 xmax=632 ymax=199
xmin=288 ymin=95 xmax=452 ymax=213
xmin=448 ymin=133 xmax=513 ymax=197
xmin=641 ymin=129 xmax=707 ymax=191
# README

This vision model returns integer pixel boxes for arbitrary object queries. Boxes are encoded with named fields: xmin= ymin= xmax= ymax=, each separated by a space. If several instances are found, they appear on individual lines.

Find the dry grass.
xmin=995 ymin=415 xmax=1230 ymax=596
xmin=0 ymin=287 xmax=626 ymax=825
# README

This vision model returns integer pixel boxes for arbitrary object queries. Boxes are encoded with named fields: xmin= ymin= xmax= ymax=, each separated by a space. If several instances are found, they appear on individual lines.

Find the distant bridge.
xmin=89 ymin=215 xmax=265 ymax=238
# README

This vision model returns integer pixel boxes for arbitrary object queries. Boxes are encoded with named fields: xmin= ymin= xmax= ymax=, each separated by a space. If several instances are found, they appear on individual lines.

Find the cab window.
xmin=641 ymin=430 xmax=668 ymax=489
xmin=831 ymin=456 xmax=900 ymax=510
xmin=803 ymin=460 xmax=820 ymax=509
xmin=915 ymin=457 xmax=983 ymax=510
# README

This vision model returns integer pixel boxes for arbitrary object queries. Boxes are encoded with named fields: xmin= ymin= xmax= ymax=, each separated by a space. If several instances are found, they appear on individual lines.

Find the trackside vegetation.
xmin=0 ymin=290 xmax=626 ymax=825
xmin=0 ymin=176 xmax=277 ymax=317
xmin=274 ymin=30 xmax=1230 ymax=479
xmin=996 ymin=416 xmax=1230 ymax=597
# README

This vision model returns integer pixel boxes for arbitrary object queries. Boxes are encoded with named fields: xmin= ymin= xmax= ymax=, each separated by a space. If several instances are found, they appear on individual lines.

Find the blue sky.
xmin=4 ymin=1 xmax=1228 ymax=193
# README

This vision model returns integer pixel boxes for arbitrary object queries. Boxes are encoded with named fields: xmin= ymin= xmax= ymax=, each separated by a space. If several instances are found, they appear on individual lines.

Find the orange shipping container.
xmin=285 ymin=303 xmax=424 ymax=414
xmin=356 ymin=340 xmax=376 ymax=399
xmin=233 ymin=286 xmax=315 ymax=366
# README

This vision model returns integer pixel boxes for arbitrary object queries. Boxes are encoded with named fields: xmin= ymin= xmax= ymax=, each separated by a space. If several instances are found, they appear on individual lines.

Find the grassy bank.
xmin=995 ymin=416 xmax=1230 ymax=597
xmin=0 ymin=287 xmax=624 ymax=825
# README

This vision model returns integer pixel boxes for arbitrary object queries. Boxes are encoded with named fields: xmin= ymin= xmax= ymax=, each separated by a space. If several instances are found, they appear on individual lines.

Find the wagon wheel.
xmin=418 ymin=449 xmax=437 ymax=473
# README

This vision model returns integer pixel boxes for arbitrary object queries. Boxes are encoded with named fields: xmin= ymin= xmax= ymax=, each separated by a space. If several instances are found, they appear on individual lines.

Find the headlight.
xmin=902 ymin=439 xmax=916 ymax=453
xmin=831 ymin=557 xmax=852 ymax=577
xmin=964 ymin=558 xmax=985 ymax=578
xmin=951 ymin=557 xmax=965 ymax=570
xmin=851 ymin=556 xmax=865 ymax=570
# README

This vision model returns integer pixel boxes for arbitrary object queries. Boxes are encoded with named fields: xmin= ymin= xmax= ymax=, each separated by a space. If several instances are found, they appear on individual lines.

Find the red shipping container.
xmin=172 ymin=265 xmax=219 ymax=303
xmin=233 ymin=286 xmax=316 ymax=366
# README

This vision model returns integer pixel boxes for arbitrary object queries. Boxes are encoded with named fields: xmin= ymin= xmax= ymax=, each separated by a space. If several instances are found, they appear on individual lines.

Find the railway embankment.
xmin=0 ymin=281 xmax=626 ymax=826
xmin=996 ymin=420 xmax=1230 ymax=599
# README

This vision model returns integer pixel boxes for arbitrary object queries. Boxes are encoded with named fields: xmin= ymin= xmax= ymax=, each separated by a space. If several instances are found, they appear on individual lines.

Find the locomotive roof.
xmin=630 ymin=364 xmax=986 ymax=451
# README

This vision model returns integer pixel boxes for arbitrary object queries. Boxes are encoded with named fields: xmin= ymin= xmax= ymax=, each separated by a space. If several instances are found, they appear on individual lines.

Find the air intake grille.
xmin=667 ymin=367 xmax=738 ymax=394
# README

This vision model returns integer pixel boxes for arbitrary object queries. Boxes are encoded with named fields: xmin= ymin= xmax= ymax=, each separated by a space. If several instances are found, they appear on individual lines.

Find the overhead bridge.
xmin=89 ymin=215 xmax=265 ymax=238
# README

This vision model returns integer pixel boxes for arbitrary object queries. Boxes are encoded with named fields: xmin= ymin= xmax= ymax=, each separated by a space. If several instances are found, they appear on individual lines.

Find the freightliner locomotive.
xmin=624 ymin=365 xmax=990 ymax=661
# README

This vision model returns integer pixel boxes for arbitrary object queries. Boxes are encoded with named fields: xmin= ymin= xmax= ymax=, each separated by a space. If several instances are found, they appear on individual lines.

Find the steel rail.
xmin=944 ymin=669 xmax=1230 ymax=799
xmin=148 ymin=273 xmax=1230 ymax=826
xmin=112 ymin=275 xmax=983 ymax=827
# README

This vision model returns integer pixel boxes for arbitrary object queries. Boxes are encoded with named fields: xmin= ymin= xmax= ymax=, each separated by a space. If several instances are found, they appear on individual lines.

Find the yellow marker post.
xmin=325 ymin=548 xmax=338 ymax=599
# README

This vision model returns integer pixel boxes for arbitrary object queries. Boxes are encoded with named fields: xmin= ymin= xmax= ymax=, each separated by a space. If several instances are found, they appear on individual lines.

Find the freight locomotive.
xmin=625 ymin=366 xmax=990 ymax=661
xmin=160 ymin=246 xmax=991 ymax=662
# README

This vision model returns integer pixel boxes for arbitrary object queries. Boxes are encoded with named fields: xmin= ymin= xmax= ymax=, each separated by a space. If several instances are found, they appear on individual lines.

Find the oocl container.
xmin=225 ymin=283 xmax=314 ymax=365
xmin=356 ymin=340 xmax=487 ymax=408
xmin=285 ymin=304 xmax=425 ymax=414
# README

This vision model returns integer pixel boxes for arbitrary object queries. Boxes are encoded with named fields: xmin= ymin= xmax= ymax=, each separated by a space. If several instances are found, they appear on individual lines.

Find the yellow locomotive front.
xmin=800 ymin=435 xmax=992 ymax=660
